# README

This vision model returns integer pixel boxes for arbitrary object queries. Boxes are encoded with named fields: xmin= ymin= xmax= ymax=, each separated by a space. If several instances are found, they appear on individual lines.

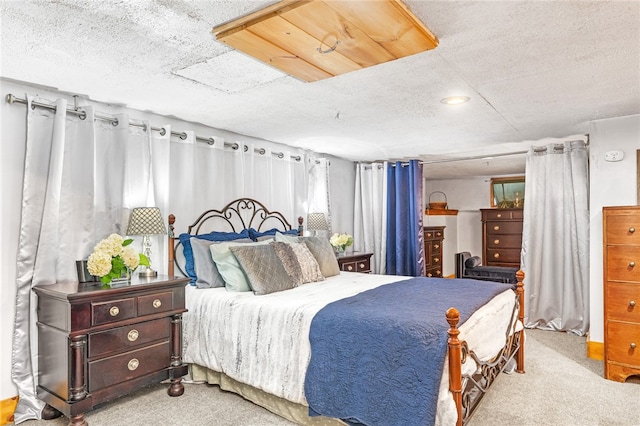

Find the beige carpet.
xmin=19 ymin=329 xmax=640 ymax=426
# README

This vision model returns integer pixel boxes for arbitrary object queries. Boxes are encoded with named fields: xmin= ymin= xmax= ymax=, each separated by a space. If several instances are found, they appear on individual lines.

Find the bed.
xmin=167 ymin=198 xmax=525 ymax=426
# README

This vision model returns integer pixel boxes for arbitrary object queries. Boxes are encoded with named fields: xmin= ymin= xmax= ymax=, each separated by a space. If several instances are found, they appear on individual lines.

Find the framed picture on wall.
xmin=490 ymin=176 xmax=525 ymax=208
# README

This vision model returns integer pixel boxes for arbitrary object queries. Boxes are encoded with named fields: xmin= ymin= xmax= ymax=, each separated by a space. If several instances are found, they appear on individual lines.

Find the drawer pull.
xmin=630 ymin=227 xmax=636 ymax=233
xmin=434 ymin=244 xmax=440 ymax=249
xmin=427 ymin=273 xmax=432 ymax=277
xmin=434 ymin=257 xmax=440 ymax=263
xmin=436 ymin=270 xmax=441 ymax=275
xmin=494 ymin=253 xmax=500 ymax=259
xmin=152 ymin=299 xmax=162 ymax=308
xmin=496 ymin=213 xmax=502 ymax=218
xmin=494 ymin=239 xmax=500 ymax=245
xmin=127 ymin=329 xmax=139 ymax=342
xmin=427 ymin=233 xmax=432 ymax=238
xmin=630 ymin=300 xmax=637 ymax=308
xmin=347 ymin=265 xmax=353 ymax=271
xmin=631 ymin=343 xmax=637 ymax=350
xmin=359 ymin=263 xmax=365 ymax=268
xmin=109 ymin=306 xmax=120 ymax=317
xmin=127 ymin=358 xmax=139 ymax=371
xmin=436 ymin=232 xmax=442 ymax=237
xmin=493 ymin=225 xmax=500 ymax=231
xmin=630 ymin=261 xmax=636 ymax=268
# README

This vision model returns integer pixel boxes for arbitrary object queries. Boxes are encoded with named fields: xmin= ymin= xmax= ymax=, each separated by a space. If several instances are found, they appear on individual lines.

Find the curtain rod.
xmin=6 ymin=93 xmax=302 ymax=162
xmin=376 ymin=137 xmax=589 ymax=167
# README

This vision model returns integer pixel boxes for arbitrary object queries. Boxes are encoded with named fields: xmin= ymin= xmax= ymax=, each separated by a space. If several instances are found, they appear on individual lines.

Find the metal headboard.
xmin=168 ymin=198 xmax=303 ymax=277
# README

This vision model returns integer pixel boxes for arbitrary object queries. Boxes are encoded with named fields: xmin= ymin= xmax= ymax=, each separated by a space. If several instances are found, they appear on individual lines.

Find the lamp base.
xmin=138 ymin=268 xmax=158 ymax=278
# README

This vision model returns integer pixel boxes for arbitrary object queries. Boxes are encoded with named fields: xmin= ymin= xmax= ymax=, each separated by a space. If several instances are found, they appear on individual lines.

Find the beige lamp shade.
xmin=126 ymin=207 xmax=166 ymax=236
xmin=307 ymin=212 xmax=329 ymax=231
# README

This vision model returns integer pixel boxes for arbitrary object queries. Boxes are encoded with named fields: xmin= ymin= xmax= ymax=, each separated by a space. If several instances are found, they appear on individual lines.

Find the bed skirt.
xmin=188 ymin=364 xmax=345 ymax=426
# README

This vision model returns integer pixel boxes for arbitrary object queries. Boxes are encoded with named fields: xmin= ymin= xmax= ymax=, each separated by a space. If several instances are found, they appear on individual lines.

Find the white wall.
xmin=588 ymin=114 xmax=640 ymax=343
xmin=0 ymin=79 xmax=356 ymax=399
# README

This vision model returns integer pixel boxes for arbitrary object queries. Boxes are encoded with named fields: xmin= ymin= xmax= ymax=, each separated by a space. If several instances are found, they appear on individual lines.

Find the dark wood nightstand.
xmin=336 ymin=252 xmax=374 ymax=273
xmin=33 ymin=274 xmax=190 ymax=426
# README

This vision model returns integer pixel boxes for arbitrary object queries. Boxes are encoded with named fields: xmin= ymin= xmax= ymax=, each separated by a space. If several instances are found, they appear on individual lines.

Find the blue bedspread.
xmin=304 ymin=277 xmax=513 ymax=426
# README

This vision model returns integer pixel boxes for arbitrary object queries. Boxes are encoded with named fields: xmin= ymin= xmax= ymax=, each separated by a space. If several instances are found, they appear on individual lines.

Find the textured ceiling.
xmin=1 ymin=0 xmax=639 ymax=178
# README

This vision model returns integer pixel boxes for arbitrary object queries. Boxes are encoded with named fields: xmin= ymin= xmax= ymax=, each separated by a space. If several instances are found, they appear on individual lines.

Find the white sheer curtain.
xmin=521 ymin=139 xmax=590 ymax=335
xmin=12 ymin=98 xmax=158 ymax=423
xmin=307 ymin=157 xmax=332 ymax=234
xmin=354 ymin=162 xmax=388 ymax=274
xmin=12 ymin=98 xmax=307 ymax=423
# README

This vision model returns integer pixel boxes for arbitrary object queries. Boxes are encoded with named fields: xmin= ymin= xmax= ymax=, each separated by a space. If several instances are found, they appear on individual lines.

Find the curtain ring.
xmin=277 ymin=152 xmax=284 ymax=159
xmin=258 ymin=148 xmax=266 ymax=155
xmin=232 ymin=142 xmax=239 ymax=150
xmin=243 ymin=145 xmax=248 ymax=152
xmin=111 ymin=118 xmax=119 ymax=127
xmin=78 ymin=110 xmax=87 ymax=121
xmin=142 ymin=123 xmax=147 ymax=132
xmin=179 ymin=132 xmax=187 ymax=140
xmin=160 ymin=127 xmax=166 ymax=136
xmin=207 ymin=138 xmax=215 ymax=146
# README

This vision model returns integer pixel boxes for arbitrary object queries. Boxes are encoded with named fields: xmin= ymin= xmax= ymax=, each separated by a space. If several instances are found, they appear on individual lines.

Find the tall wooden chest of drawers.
xmin=481 ymin=208 xmax=523 ymax=268
xmin=603 ymin=206 xmax=640 ymax=382
xmin=33 ymin=275 xmax=190 ymax=425
xmin=424 ymin=226 xmax=445 ymax=277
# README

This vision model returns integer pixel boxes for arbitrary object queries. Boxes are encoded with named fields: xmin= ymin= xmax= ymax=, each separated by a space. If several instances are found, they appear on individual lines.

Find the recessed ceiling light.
xmin=441 ymin=96 xmax=470 ymax=105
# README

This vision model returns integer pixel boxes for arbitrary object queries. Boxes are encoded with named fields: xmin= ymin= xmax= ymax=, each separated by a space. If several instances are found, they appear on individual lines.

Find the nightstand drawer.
xmin=337 ymin=253 xmax=373 ymax=273
xmin=138 ymin=291 xmax=174 ymax=316
xmin=92 ymin=298 xmax=136 ymax=326
xmin=88 ymin=317 xmax=171 ymax=358
xmin=88 ymin=340 xmax=171 ymax=392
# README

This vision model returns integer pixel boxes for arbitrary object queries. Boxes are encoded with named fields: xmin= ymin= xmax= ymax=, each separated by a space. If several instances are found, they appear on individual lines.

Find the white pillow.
xmin=209 ymin=239 xmax=273 ymax=292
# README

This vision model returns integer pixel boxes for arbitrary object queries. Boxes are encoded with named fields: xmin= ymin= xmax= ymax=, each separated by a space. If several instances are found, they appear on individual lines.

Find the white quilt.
xmin=182 ymin=273 xmax=518 ymax=424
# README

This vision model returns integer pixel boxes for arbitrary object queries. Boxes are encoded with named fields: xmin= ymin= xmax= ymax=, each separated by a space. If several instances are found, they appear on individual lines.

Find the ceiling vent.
xmin=212 ymin=0 xmax=439 ymax=82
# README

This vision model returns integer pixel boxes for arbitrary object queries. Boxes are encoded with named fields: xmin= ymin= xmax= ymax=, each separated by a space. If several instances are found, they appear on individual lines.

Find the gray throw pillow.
xmin=190 ymin=237 xmax=252 ymax=288
xmin=271 ymin=242 xmax=304 ymax=286
xmin=288 ymin=242 xmax=324 ymax=283
xmin=302 ymin=236 xmax=340 ymax=278
xmin=230 ymin=244 xmax=296 ymax=295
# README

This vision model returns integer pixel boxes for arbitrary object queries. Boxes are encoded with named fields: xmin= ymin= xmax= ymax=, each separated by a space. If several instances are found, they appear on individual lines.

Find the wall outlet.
xmin=604 ymin=150 xmax=625 ymax=162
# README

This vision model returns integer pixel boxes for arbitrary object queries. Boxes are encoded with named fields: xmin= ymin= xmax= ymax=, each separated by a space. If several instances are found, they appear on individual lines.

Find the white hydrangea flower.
xmin=121 ymin=245 xmax=140 ymax=270
xmin=94 ymin=233 xmax=124 ymax=257
xmin=87 ymin=249 xmax=112 ymax=277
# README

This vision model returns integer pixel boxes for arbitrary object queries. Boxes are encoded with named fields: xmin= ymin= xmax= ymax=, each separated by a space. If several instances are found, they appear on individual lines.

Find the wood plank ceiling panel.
xmin=213 ymin=0 xmax=439 ymax=82
xmin=280 ymin=1 xmax=397 ymax=68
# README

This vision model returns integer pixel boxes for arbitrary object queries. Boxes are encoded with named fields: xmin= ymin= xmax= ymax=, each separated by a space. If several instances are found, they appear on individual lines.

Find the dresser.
xmin=480 ymin=208 xmax=523 ymax=268
xmin=603 ymin=206 xmax=640 ymax=382
xmin=337 ymin=252 xmax=373 ymax=273
xmin=424 ymin=226 xmax=445 ymax=277
xmin=34 ymin=275 xmax=190 ymax=425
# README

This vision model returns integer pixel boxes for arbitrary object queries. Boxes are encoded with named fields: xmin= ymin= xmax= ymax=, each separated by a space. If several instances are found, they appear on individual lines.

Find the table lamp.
xmin=307 ymin=212 xmax=329 ymax=236
xmin=126 ymin=207 xmax=166 ymax=277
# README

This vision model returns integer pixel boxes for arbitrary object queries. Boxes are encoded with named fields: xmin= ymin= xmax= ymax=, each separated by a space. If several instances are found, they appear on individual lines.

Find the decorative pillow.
xmin=302 ymin=236 xmax=340 ymax=278
xmin=465 ymin=256 xmax=482 ymax=269
xmin=271 ymin=242 xmax=304 ymax=286
xmin=230 ymin=245 xmax=295 ymax=295
xmin=288 ymin=242 xmax=324 ymax=284
xmin=190 ymin=237 xmax=252 ymax=289
xmin=249 ymin=227 xmax=298 ymax=242
xmin=209 ymin=239 xmax=273 ymax=292
xmin=275 ymin=231 xmax=300 ymax=244
xmin=179 ymin=229 xmax=251 ymax=283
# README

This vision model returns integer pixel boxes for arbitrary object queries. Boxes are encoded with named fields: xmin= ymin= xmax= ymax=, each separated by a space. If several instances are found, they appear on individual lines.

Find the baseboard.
xmin=0 ymin=395 xmax=18 ymax=426
xmin=586 ymin=337 xmax=604 ymax=361
xmin=444 ymin=274 xmax=456 ymax=279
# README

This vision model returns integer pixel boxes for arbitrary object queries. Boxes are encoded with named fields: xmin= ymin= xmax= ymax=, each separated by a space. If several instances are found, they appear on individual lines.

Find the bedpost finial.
xmin=446 ymin=307 xmax=460 ymax=328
